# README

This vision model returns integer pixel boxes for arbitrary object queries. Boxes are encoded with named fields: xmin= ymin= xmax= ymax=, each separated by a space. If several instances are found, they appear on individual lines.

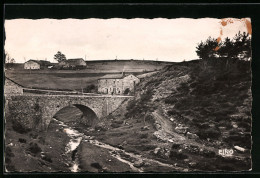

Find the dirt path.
xmin=152 ymin=111 xmax=249 ymax=161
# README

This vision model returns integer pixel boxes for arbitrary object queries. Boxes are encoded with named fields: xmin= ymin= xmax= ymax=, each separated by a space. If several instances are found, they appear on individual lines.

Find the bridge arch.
xmin=53 ymin=104 xmax=99 ymax=127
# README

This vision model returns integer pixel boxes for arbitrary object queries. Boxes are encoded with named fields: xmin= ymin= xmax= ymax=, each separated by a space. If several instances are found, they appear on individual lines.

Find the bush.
xmin=171 ymin=143 xmax=181 ymax=149
xmin=27 ymin=142 xmax=42 ymax=156
xmin=5 ymin=147 xmax=14 ymax=157
xmin=83 ymin=84 xmax=97 ymax=93
xmin=29 ymin=133 xmax=38 ymax=139
xmin=113 ymin=120 xmax=123 ymax=124
xmin=200 ymin=149 xmax=216 ymax=158
xmin=38 ymin=136 xmax=45 ymax=144
xmin=18 ymin=138 xmax=27 ymax=143
xmin=135 ymin=144 xmax=157 ymax=151
xmin=167 ymin=110 xmax=175 ymax=116
xmin=169 ymin=151 xmax=188 ymax=160
xmin=41 ymin=154 xmax=52 ymax=163
xmin=111 ymin=123 xmax=121 ymax=128
xmin=164 ymin=96 xmax=177 ymax=104
xmin=139 ymin=133 xmax=148 ymax=139
xmin=90 ymin=162 xmax=102 ymax=169
xmin=197 ymin=127 xmax=221 ymax=140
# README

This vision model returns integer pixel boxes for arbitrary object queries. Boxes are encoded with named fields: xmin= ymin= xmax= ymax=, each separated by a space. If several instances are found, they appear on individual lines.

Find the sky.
xmin=4 ymin=18 xmax=251 ymax=63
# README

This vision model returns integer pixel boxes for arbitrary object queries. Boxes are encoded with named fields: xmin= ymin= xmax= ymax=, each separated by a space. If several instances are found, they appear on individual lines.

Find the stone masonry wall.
xmin=4 ymin=79 xmax=23 ymax=95
xmin=5 ymin=95 xmax=132 ymax=131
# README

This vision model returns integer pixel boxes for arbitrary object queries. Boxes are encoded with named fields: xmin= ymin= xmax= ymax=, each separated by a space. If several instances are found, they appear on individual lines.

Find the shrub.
xmin=111 ymin=123 xmax=121 ymax=128
xmin=197 ymin=127 xmax=221 ymax=140
xmin=18 ymin=138 xmax=27 ymax=143
xmin=5 ymin=147 xmax=14 ymax=157
xmin=113 ymin=120 xmax=123 ymax=124
xmin=84 ymin=84 xmax=97 ymax=93
xmin=145 ymin=114 xmax=154 ymax=123
xmin=90 ymin=162 xmax=102 ymax=169
xmin=200 ymin=150 xmax=216 ymax=158
xmin=29 ymin=133 xmax=39 ymax=139
xmin=27 ymin=142 xmax=42 ymax=156
xmin=164 ymin=96 xmax=177 ymax=104
xmin=38 ymin=136 xmax=45 ymax=144
xmin=167 ymin=110 xmax=175 ymax=116
xmin=177 ymin=83 xmax=190 ymax=93
xmin=196 ymin=123 xmax=209 ymax=129
xmin=41 ymin=154 xmax=52 ymax=163
xmin=139 ymin=133 xmax=148 ymax=139
xmin=237 ymin=121 xmax=251 ymax=130
xmin=136 ymin=144 xmax=157 ymax=151
xmin=169 ymin=151 xmax=188 ymax=160
xmin=171 ymin=143 xmax=181 ymax=149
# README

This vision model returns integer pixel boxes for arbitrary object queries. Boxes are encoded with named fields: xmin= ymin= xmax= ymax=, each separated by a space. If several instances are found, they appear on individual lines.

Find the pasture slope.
xmin=5 ymin=60 xmax=172 ymax=91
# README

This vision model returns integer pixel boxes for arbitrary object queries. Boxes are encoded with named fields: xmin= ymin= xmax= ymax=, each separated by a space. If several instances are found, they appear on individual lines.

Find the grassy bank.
xmin=5 ymin=117 xmax=71 ymax=172
xmin=78 ymin=141 xmax=133 ymax=172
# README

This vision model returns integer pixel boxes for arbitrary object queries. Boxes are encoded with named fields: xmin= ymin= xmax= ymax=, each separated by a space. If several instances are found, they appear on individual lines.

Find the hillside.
xmin=5 ymin=60 xmax=172 ymax=91
xmin=89 ymin=59 xmax=252 ymax=171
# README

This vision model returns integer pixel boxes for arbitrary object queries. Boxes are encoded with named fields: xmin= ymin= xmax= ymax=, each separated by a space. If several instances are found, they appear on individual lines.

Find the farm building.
xmin=24 ymin=60 xmax=51 ymax=70
xmin=59 ymin=58 xmax=87 ymax=69
xmin=98 ymin=74 xmax=140 ymax=95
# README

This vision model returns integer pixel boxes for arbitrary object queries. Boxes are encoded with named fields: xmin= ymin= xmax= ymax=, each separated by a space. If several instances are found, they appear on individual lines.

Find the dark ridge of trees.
xmin=196 ymin=32 xmax=251 ymax=61
xmin=196 ymin=32 xmax=251 ymax=72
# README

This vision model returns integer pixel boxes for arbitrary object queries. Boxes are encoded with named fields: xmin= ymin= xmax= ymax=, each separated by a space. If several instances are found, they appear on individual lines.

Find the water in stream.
xmin=53 ymin=118 xmax=182 ymax=172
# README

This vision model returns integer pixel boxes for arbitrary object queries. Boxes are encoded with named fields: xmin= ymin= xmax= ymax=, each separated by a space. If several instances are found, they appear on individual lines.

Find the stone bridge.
xmin=5 ymin=94 xmax=134 ymax=131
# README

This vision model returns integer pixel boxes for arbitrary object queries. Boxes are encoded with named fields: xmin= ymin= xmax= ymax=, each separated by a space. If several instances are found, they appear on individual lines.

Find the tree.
xmin=196 ymin=37 xmax=218 ymax=60
xmin=5 ymin=51 xmax=11 ymax=64
xmin=5 ymin=52 xmax=16 ymax=67
xmin=10 ymin=58 xmax=15 ymax=63
xmin=233 ymin=32 xmax=251 ymax=60
xmin=218 ymin=37 xmax=235 ymax=59
xmin=196 ymin=32 xmax=251 ymax=62
xmin=54 ymin=51 xmax=66 ymax=63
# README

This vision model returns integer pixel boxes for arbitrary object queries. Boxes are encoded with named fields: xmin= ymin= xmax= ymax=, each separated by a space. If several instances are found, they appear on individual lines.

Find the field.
xmin=5 ymin=60 xmax=172 ymax=91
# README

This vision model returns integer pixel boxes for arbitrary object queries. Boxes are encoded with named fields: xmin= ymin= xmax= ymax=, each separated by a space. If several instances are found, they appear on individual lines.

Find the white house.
xmin=24 ymin=60 xmax=40 ymax=70
xmin=98 ymin=74 xmax=140 ymax=95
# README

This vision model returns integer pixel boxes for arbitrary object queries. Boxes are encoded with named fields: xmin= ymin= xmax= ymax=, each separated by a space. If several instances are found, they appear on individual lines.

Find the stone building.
xmin=59 ymin=58 xmax=87 ymax=69
xmin=98 ymin=74 xmax=140 ymax=95
xmin=24 ymin=60 xmax=51 ymax=70
xmin=24 ymin=60 xmax=40 ymax=69
xmin=4 ymin=77 xmax=24 ymax=95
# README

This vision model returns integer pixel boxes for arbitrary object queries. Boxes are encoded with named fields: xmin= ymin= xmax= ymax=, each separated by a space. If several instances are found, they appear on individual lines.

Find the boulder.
xmin=133 ymin=160 xmax=144 ymax=168
xmin=186 ymin=132 xmax=199 ymax=139
xmin=154 ymin=123 xmax=161 ymax=130
xmin=234 ymin=146 xmax=246 ymax=152
xmin=141 ymin=126 xmax=149 ymax=131
xmin=175 ymin=126 xmax=188 ymax=134
xmin=189 ymin=162 xmax=197 ymax=167
xmin=154 ymin=147 xmax=161 ymax=154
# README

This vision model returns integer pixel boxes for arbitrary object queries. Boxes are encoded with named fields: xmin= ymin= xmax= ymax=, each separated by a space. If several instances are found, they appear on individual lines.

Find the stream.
xmin=53 ymin=118 xmax=183 ymax=172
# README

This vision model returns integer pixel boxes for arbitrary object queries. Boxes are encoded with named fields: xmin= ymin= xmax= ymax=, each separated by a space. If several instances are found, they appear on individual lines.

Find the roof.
xmin=26 ymin=60 xmax=51 ymax=66
xmin=99 ymin=73 xmax=139 ymax=80
xmin=66 ymin=58 xmax=86 ymax=65
xmin=99 ymin=74 xmax=124 ymax=79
